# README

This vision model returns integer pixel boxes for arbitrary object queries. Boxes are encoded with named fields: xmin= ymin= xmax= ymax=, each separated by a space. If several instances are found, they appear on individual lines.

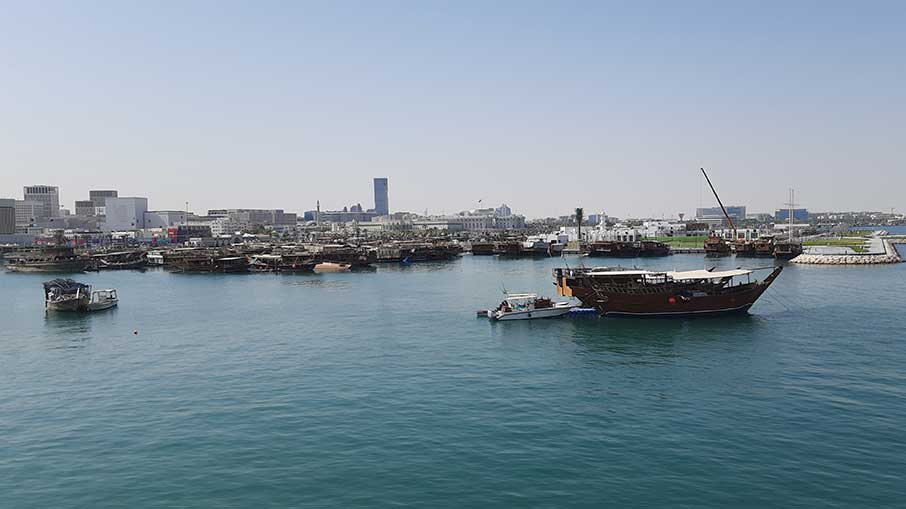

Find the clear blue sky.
xmin=1 ymin=1 xmax=903 ymax=218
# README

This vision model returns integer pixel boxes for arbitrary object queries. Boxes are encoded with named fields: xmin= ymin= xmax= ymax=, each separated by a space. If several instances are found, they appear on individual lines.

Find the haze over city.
xmin=2 ymin=1 xmax=904 ymax=217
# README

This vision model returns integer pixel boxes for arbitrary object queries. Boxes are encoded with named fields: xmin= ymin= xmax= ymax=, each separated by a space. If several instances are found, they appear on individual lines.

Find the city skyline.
xmin=2 ymin=2 xmax=904 ymax=217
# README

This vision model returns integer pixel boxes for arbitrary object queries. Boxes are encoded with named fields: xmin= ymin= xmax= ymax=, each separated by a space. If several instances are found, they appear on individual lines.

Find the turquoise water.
xmin=2 ymin=255 xmax=905 ymax=507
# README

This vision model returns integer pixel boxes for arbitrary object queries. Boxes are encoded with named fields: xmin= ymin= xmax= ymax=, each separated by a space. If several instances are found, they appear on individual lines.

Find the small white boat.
xmin=88 ymin=289 xmax=118 ymax=311
xmin=486 ymin=293 xmax=574 ymax=321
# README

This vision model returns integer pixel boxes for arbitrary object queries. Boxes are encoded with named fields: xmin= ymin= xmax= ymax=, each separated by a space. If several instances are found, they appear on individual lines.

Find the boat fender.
xmin=668 ymin=296 xmax=677 ymax=305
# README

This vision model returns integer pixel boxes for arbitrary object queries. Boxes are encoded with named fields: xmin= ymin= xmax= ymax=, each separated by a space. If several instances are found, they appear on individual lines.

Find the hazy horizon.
xmin=2 ymin=1 xmax=904 ymax=218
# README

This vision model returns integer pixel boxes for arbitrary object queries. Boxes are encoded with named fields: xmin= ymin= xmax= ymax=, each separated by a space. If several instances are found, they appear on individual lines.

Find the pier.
xmin=792 ymin=236 xmax=903 ymax=265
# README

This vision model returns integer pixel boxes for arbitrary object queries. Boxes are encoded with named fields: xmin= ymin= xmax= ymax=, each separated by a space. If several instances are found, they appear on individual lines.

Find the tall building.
xmin=89 ymin=190 xmax=118 ymax=208
xmin=23 ymin=185 xmax=59 ymax=219
xmin=15 ymin=200 xmax=44 ymax=227
xmin=104 ymin=197 xmax=148 ymax=231
xmin=0 ymin=199 xmax=15 ymax=234
xmin=373 ymin=178 xmax=389 ymax=216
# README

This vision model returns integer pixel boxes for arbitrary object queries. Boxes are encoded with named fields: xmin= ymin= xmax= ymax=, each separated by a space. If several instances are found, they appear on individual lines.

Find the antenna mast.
xmin=700 ymin=167 xmax=736 ymax=240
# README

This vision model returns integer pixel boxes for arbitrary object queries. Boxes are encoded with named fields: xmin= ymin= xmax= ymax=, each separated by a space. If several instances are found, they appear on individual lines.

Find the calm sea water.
xmin=2 ymin=255 xmax=905 ymax=507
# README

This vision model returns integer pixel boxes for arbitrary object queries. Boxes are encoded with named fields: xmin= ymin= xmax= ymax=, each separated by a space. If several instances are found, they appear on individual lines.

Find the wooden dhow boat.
xmin=7 ymin=246 xmax=91 ymax=273
xmin=553 ymin=265 xmax=782 ymax=317
xmin=43 ymin=279 xmax=91 ymax=311
xmin=92 ymin=250 xmax=147 ymax=270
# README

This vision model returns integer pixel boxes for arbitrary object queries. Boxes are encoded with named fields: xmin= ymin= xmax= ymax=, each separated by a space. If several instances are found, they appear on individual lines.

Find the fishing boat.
xmin=317 ymin=245 xmax=376 ymax=269
xmin=43 ymin=279 xmax=91 ymax=311
xmin=278 ymin=253 xmax=317 ymax=272
xmin=553 ymin=265 xmax=782 ymax=317
xmin=733 ymin=239 xmax=758 ymax=257
xmin=43 ymin=279 xmax=118 ymax=312
xmin=773 ymin=239 xmax=803 ymax=260
xmin=774 ymin=189 xmax=804 ymax=259
xmin=586 ymin=241 xmax=641 ymax=258
xmin=485 ymin=293 xmax=574 ymax=321
xmin=638 ymin=240 xmax=671 ymax=257
xmin=469 ymin=242 xmax=496 ymax=255
xmin=170 ymin=254 xmax=249 ymax=273
xmin=7 ymin=246 xmax=91 ymax=273
xmin=700 ymin=168 xmax=736 ymax=258
xmin=704 ymin=235 xmax=731 ymax=257
xmin=93 ymin=250 xmax=147 ymax=270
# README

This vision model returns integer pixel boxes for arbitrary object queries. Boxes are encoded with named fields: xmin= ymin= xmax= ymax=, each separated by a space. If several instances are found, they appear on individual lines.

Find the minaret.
xmin=316 ymin=200 xmax=321 ymax=225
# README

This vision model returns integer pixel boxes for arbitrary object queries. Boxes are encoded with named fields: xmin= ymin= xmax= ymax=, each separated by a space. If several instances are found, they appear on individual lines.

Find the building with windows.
xmin=206 ymin=209 xmax=296 ymax=227
xmin=75 ymin=200 xmax=96 ymax=216
xmin=373 ymin=178 xmax=389 ymax=216
xmin=23 ymin=185 xmax=60 ymax=219
xmin=696 ymin=205 xmax=746 ymax=226
xmin=441 ymin=204 xmax=526 ymax=231
xmin=774 ymin=208 xmax=809 ymax=222
xmin=104 ymin=197 xmax=148 ymax=231
xmin=89 ymin=190 xmax=118 ymax=208
xmin=0 ymin=199 xmax=15 ymax=234
xmin=15 ymin=200 xmax=44 ymax=227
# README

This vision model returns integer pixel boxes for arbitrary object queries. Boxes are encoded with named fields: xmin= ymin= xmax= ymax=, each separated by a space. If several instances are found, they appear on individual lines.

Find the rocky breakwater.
xmin=791 ymin=239 xmax=903 ymax=265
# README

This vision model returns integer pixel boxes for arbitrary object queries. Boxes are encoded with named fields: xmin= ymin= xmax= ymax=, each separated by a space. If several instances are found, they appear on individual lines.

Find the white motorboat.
xmin=88 ymin=289 xmax=118 ymax=311
xmin=486 ymin=293 xmax=574 ymax=321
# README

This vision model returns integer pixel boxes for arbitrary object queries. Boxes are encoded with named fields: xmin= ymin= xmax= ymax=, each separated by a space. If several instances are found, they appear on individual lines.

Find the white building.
xmin=144 ymin=210 xmax=188 ymax=229
xmin=640 ymin=220 xmax=686 ymax=238
xmin=23 ymin=185 xmax=59 ymax=219
xmin=104 ymin=197 xmax=148 ymax=231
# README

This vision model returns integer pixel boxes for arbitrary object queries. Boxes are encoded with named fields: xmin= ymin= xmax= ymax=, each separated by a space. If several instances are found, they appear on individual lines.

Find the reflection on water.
xmin=490 ymin=312 xmax=767 ymax=366
xmin=281 ymin=277 xmax=351 ymax=289
xmin=43 ymin=311 xmax=96 ymax=349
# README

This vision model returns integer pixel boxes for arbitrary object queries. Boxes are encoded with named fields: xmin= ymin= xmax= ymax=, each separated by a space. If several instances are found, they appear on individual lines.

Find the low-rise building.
xmin=774 ymin=208 xmax=809 ymax=222
xmin=104 ymin=197 xmax=148 ymax=231
xmin=144 ymin=210 xmax=188 ymax=229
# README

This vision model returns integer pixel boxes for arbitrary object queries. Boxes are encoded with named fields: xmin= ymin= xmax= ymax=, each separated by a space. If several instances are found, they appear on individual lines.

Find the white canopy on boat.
xmin=504 ymin=293 xmax=539 ymax=302
xmin=667 ymin=269 xmax=753 ymax=280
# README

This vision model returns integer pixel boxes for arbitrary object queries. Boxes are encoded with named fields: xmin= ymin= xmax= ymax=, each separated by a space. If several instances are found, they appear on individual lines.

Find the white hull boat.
xmin=486 ymin=293 xmax=574 ymax=321
xmin=88 ymin=289 xmax=118 ymax=311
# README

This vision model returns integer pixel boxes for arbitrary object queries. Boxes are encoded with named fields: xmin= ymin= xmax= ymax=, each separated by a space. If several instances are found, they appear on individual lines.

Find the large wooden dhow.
xmin=92 ymin=250 xmax=147 ymax=270
xmin=553 ymin=265 xmax=782 ymax=317
xmin=6 ymin=246 xmax=91 ymax=273
xmin=169 ymin=253 xmax=250 ymax=273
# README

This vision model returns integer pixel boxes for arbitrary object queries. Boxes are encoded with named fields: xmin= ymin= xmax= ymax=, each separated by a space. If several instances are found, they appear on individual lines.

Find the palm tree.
xmin=575 ymin=207 xmax=584 ymax=242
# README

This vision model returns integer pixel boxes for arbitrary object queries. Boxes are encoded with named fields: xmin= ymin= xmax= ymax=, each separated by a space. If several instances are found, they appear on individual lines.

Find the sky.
xmin=1 ymin=1 xmax=903 ymax=219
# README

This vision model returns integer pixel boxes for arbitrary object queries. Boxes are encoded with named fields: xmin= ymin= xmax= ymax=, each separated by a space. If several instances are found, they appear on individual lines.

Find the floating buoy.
xmin=133 ymin=329 xmax=139 ymax=335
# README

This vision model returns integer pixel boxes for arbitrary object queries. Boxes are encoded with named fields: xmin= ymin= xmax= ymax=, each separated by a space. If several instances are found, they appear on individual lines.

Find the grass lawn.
xmin=803 ymin=237 xmax=868 ymax=253
xmin=651 ymin=236 xmax=708 ymax=248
